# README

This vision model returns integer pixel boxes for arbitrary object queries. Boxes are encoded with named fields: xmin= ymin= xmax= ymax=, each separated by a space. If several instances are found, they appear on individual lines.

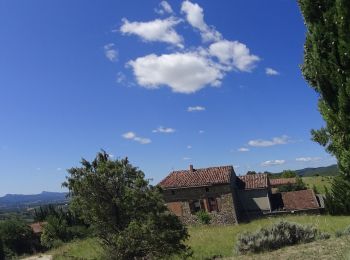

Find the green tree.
xmin=299 ymin=0 xmax=350 ymax=177
xmin=0 ymin=238 xmax=4 ymax=260
xmin=281 ymin=170 xmax=297 ymax=178
xmin=325 ymin=175 xmax=350 ymax=214
xmin=63 ymin=151 xmax=191 ymax=259
xmin=0 ymin=218 xmax=35 ymax=257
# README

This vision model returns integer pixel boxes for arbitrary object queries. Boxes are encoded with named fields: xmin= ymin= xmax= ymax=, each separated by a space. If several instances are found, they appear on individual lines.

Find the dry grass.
xmin=49 ymin=215 xmax=350 ymax=259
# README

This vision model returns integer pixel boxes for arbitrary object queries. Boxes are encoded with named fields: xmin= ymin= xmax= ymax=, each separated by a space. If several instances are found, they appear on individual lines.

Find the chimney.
xmin=189 ymin=164 xmax=194 ymax=172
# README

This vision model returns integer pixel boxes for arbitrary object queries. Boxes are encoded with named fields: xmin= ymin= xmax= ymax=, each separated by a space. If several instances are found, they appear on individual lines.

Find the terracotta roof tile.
xmin=281 ymin=189 xmax=319 ymax=210
xmin=270 ymin=178 xmax=296 ymax=186
xmin=159 ymin=165 xmax=234 ymax=189
xmin=238 ymin=174 xmax=269 ymax=189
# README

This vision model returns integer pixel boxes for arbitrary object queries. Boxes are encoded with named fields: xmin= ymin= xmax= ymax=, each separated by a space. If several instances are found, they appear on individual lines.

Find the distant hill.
xmin=271 ymin=164 xmax=338 ymax=177
xmin=0 ymin=191 xmax=68 ymax=210
xmin=295 ymin=164 xmax=338 ymax=177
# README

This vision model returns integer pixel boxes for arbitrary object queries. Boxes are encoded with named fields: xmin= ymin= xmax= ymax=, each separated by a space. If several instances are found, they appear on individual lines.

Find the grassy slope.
xmin=303 ymin=176 xmax=333 ymax=194
xmin=50 ymin=215 xmax=350 ymax=259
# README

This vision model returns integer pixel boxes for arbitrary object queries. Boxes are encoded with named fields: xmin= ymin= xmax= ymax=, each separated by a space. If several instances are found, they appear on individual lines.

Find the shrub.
xmin=236 ymin=221 xmax=326 ymax=254
xmin=277 ymin=177 xmax=306 ymax=192
xmin=196 ymin=210 xmax=211 ymax=225
xmin=0 ymin=218 xmax=35 ymax=257
xmin=335 ymin=225 xmax=350 ymax=237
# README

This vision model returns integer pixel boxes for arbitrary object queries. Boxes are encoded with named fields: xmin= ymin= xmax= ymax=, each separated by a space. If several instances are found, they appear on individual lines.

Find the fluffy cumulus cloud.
xmin=265 ymin=67 xmax=279 ymax=76
xmin=187 ymin=105 xmax=206 ymax=112
xmin=248 ymin=135 xmax=290 ymax=147
xmin=152 ymin=126 xmax=176 ymax=133
xmin=120 ymin=18 xmax=183 ymax=48
xmin=119 ymin=1 xmax=260 ymax=94
xmin=238 ymin=147 xmax=249 ymax=152
xmin=181 ymin=0 xmax=221 ymax=42
xmin=122 ymin=131 xmax=151 ymax=144
xmin=296 ymin=157 xmax=321 ymax=162
xmin=261 ymin=160 xmax=285 ymax=167
xmin=104 ymin=43 xmax=118 ymax=62
xmin=209 ymin=40 xmax=260 ymax=72
xmin=128 ymin=52 xmax=222 ymax=93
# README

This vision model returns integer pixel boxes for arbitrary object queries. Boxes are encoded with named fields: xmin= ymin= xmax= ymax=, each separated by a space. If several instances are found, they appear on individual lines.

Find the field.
xmin=302 ymin=176 xmax=333 ymax=194
xmin=49 ymin=215 xmax=350 ymax=259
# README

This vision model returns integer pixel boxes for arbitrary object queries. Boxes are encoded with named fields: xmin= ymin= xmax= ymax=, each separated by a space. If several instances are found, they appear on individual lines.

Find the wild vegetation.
xmin=48 ymin=215 xmax=350 ymax=259
xmin=236 ymin=221 xmax=329 ymax=254
xmin=62 ymin=151 xmax=191 ymax=259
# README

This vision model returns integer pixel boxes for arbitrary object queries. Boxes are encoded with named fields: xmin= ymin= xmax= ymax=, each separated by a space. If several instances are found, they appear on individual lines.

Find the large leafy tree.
xmin=299 ymin=0 xmax=350 ymax=177
xmin=63 ymin=151 xmax=190 ymax=259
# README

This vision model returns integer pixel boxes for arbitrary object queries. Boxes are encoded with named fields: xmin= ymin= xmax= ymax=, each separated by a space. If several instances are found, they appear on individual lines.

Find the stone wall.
xmin=165 ymin=191 xmax=238 ymax=225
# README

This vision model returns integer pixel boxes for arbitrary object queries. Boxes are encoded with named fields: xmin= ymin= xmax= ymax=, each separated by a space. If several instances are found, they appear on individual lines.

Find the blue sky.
xmin=0 ymin=0 xmax=336 ymax=195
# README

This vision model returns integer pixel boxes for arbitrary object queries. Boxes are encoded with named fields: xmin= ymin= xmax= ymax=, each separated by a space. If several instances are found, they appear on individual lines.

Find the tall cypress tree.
xmin=298 ymin=0 xmax=350 ymax=177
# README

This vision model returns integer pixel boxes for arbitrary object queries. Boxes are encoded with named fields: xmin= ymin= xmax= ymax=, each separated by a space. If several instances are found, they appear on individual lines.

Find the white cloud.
xmin=120 ymin=18 xmax=183 ymax=48
xmin=122 ymin=132 xmax=136 ymax=139
xmin=56 ymin=167 xmax=62 ymax=171
xmin=209 ymin=40 xmax=260 ymax=72
xmin=152 ymin=126 xmax=176 ymax=133
xmin=128 ymin=52 xmax=223 ymax=94
xmin=262 ymin=160 xmax=285 ymax=167
xmin=248 ymin=135 xmax=290 ymax=147
xmin=266 ymin=67 xmax=279 ymax=76
xmin=104 ymin=43 xmax=118 ymax=62
xmin=181 ymin=1 xmax=221 ymax=42
xmin=187 ymin=145 xmax=192 ymax=149
xmin=183 ymin=157 xmax=192 ymax=160
xmin=155 ymin=1 xmax=173 ymax=15
xmin=187 ymin=106 xmax=206 ymax=112
xmin=238 ymin=147 xmax=249 ymax=152
xmin=122 ymin=132 xmax=151 ymax=144
xmin=296 ymin=157 xmax=321 ymax=162
xmin=199 ymin=130 xmax=205 ymax=134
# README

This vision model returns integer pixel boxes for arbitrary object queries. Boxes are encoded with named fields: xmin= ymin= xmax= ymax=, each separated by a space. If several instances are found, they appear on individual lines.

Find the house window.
xmin=208 ymin=197 xmax=219 ymax=212
xmin=171 ymin=190 xmax=175 ymax=195
xmin=189 ymin=200 xmax=205 ymax=214
xmin=205 ymin=187 xmax=210 ymax=192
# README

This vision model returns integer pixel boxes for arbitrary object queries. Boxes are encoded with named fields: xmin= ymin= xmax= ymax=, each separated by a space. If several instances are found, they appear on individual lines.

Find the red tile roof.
xmin=238 ymin=174 xmax=269 ymax=189
xmin=281 ymin=190 xmax=319 ymax=210
xmin=270 ymin=178 xmax=296 ymax=186
xmin=159 ymin=165 xmax=234 ymax=189
xmin=30 ymin=222 xmax=47 ymax=234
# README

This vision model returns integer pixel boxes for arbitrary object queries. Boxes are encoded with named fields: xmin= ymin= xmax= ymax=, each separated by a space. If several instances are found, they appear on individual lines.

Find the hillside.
xmin=295 ymin=164 xmax=338 ymax=177
xmin=0 ymin=191 xmax=68 ymax=210
xmin=271 ymin=164 xmax=338 ymax=177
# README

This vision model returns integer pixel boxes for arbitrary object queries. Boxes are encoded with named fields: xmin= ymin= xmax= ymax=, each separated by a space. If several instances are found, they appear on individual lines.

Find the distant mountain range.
xmin=0 ymin=191 xmax=69 ymax=211
xmin=274 ymin=164 xmax=338 ymax=177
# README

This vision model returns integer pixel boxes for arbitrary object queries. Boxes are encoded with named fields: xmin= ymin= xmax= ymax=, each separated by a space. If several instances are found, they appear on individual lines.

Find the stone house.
xmin=159 ymin=165 xmax=322 ymax=224
xmin=159 ymin=165 xmax=240 ymax=224
xmin=236 ymin=174 xmax=272 ymax=219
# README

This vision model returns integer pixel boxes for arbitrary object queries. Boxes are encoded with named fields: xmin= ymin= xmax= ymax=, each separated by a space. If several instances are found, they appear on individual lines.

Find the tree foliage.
xmin=277 ymin=176 xmax=307 ymax=192
xmin=0 ymin=218 xmax=35 ymax=258
xmin=325 ymin=175 xmax=350 ymax=214
xmin=281 ymin=170 xmax=297 ymax=178
xmin=63 ymin=151 xmax=191 ymax=259
xmin=299 ymin=0 xmax=350 ymax=177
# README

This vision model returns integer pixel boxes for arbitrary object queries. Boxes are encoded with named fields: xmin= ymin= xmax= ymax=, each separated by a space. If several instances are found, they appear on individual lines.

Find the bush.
xmin=236 ymin=221 xmax=327 ymax=254
xmin=196 ymin=210 xmax=211 ymax=225
xmin=335 ymin=225 xmax=350 ymax=237
xmin=277 ymin=177 xmax=306 ymax=192
xmin=0 ymin=218 xmax=35 ymax=258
